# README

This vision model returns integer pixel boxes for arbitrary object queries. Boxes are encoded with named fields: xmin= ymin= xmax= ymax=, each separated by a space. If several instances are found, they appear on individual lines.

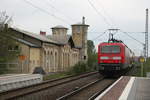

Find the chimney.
xmin=82 ymin=16 xmax=85 ymax=24
xmin=40 ymin=31 xmax=46 ymax=36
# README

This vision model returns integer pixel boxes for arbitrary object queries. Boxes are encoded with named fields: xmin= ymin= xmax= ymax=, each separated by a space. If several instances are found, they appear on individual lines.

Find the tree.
xmin=87 ymin=40 xmax=95 ymax=55
xmin=0 ymin=12 xmax=19 ymax=74
xmin=87 ymin=40 xmax=97 ymax=70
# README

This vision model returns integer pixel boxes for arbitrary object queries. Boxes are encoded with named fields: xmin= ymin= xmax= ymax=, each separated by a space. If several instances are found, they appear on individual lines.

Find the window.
xmin=101 ymin=45 xmax=120 ymax=53
xmin=8 ymin=46 xmax=13 ymax=51
xmin=51 ymin=51 xmax=53 ymax=55
xmin=8 ymin=45 xmax=19 ymax=51
xmin=84 ymin=56 xmax=86 ymax=60
xmin=14 ymin=46 xmax=19 ymax=50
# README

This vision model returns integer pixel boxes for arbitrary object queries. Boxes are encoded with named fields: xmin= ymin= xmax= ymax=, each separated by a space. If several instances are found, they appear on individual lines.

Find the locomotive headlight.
xmin=113 ymin=56 xmax=121 ymax=60
xmin=100 ymin=56 xmax=109 ymax=59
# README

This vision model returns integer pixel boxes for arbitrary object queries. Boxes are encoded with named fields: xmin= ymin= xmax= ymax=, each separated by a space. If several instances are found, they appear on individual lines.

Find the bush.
xmin=143 ymin=58 xmax=150 ymax=76
xmin=67 ymin=62 xmax=88 ymax=75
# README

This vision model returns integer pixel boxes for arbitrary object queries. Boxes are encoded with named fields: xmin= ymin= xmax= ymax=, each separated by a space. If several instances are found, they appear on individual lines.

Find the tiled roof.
xmin=17 ymin=38 xmax=41 ymax=48
xmin=47 ymin=35 xmax=71 ymax=45
xmin=10 ymin=27 xmax=58 ymax=44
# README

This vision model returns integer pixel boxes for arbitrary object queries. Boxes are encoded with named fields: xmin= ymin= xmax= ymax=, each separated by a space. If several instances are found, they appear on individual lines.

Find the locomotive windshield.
xmin=101 ymin=45 xmax=120 ymax=53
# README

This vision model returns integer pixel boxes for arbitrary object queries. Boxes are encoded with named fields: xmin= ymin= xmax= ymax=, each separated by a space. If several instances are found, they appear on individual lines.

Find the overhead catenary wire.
xmin=23 ymin=0 xmax=71 ymax=25
xmin=88 ymin=0 xmax=144 ymax=42
xmin=87 ymin=0 xmax=144 ymax=45
xmin=96 ymin=0 xmax=117 ymax=28
xmin=87 ymin=0 xmax=113 ymax=28
xmin=91 ymin=30 xmax=108 ymax=41
xmin=120 ymin=30 xmax=144 ymax=45
xmin=23 ymin=0 xmax=146 ymax=51
xmin=44 ymin=0 xmax=74 ymax=22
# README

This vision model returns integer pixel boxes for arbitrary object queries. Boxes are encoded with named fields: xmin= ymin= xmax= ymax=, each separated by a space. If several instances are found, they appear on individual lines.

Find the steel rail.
xmin=88 ymin=80 xmax=116 ymax=100
xmin=0 ymin=71 xmax=98 ymax=100
xmin=57 ymin=77 xmax=105 ymax=100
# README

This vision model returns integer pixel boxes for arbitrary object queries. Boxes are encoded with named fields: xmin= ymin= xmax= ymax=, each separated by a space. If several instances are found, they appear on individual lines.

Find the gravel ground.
xmin=14 ymin=73 xmax=101 ymax=100
xmin=66 ymin=79 xmax=115 ymax=100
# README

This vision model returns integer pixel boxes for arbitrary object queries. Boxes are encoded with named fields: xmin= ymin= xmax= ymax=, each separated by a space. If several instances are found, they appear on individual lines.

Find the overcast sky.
xmin=0 ymin=0 xmax=150 ymax=56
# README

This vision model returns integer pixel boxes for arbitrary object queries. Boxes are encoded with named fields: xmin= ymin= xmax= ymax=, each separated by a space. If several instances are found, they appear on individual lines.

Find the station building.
xmin=6 ymin=17 xmax=89 ymax=74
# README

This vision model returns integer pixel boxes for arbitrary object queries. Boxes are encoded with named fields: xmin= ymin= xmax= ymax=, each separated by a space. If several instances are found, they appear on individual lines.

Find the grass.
xmin=43 ymin=62 xmax=96 ymax=81
xmin=43 ymin=72 xmax=69 ymax=80
xmin=134 ymin=58 xmax=150 ymax=77
xmin=133 ymin=65 xmax=141 ymax=77
xmin=143 ymin=58 xmax=150 ymax=77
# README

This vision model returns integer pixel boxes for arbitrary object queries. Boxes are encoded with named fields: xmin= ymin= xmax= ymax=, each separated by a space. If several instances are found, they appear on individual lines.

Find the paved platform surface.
xmin=0 ymin=74 xmax=43 ymax=92
xmin=95 ymin=76 xmax=150 ymax=100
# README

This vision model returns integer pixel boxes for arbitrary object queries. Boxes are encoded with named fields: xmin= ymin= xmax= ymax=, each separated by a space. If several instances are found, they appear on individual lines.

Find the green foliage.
xmin=44 ymin=62 xmax=89 ymax=80
xmin=67 ymin=62 xmax=88 ymax=75
xmin=87 ymin=40 xmax=97 ymax=71
xmin=87 ymin=40 xmax=95 ymax=54
xmin=134 ymin=58 xmax=150 ymax=77
xmin=143 ymin=58 xmax=150 ymax=76
xmin=44 ymin=40 xmax=98 ymax=79
xmin=43 ymin=73 xmax=68 ymax=80
xmin=0 ymin=26 xmax=20 ymax=74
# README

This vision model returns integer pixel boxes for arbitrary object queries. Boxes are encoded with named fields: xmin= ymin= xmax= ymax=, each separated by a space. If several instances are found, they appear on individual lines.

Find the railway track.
xmin=0 ymin=71 xmax=100 ymax=100
xmin=57 ymin=78 xmax=116 ymax=100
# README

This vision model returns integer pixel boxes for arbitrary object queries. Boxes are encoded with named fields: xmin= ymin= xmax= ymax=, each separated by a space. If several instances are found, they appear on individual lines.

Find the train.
xmin=98 ymin=39 xmax=135 ymax=76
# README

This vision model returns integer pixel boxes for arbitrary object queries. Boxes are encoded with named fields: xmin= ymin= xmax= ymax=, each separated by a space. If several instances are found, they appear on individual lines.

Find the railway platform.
xmin=0 ymin=74 xmax=43 ymax=92
xmin=95 ymin=76 xmax=150 ymax=100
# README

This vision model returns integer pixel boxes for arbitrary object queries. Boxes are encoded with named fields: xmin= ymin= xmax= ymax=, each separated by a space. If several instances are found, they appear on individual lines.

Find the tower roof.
xmin=71 ymin=22 xmax=89 ymax=26
xmin=51 ymin=25 xmax=68 ymax=29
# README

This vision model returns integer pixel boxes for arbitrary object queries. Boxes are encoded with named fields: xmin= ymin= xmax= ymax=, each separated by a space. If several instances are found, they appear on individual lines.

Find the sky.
xmin=0 ymin=0 xmax=150 ymax=56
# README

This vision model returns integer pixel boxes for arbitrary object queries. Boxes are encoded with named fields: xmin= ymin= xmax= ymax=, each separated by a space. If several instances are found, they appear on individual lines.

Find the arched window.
xmin=44 ymin=51 xmax=46 ymax=70
xmin=51 ymin=51 xmax=53 ymax=55
xmin=55 ymin=52 xmax=57 ymax=71
xmin=47 ymin=51 xmax=50 ymax=71
xmin=50 ymin=51 xmax=53 ymax=71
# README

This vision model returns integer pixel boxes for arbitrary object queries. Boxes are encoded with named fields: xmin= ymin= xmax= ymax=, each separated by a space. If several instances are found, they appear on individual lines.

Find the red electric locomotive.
xmin=98 ymin=39 xmax=134 ymax=76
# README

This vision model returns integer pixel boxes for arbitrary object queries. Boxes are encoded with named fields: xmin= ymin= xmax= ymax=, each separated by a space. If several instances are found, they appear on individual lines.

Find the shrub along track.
xmin=0 ymin=71 xmax=101 ymax=100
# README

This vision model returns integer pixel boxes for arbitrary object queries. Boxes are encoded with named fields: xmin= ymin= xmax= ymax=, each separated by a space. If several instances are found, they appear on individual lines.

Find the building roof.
xmin=47 ymin=35 xmax=82 ymax=48
xmin=17 ymin=38 xmax=41 ymax=48
xmin=71 ymin=22 xmax=89 ymax=26
xmin=10 ymin=27 xmax=59 ymax=44
xmin=51 ymin=25 xmax=68 ymax=29
xmin=10 ymin=27 xmax=82 ymax=48
xmin=47 ymin=35 xmax=71 ymax=45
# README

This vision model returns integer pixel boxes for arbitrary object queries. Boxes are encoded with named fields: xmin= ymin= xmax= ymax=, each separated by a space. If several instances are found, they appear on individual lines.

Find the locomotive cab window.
xmin=101 ymin=45 xmax=120 ymax=53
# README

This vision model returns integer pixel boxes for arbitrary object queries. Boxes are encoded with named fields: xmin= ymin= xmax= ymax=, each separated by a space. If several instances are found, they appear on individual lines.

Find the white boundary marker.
xmin=95 ymin=76 xmax=123 ymax=100
xmin=119 ymin=77 xmax=135 ymax=100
